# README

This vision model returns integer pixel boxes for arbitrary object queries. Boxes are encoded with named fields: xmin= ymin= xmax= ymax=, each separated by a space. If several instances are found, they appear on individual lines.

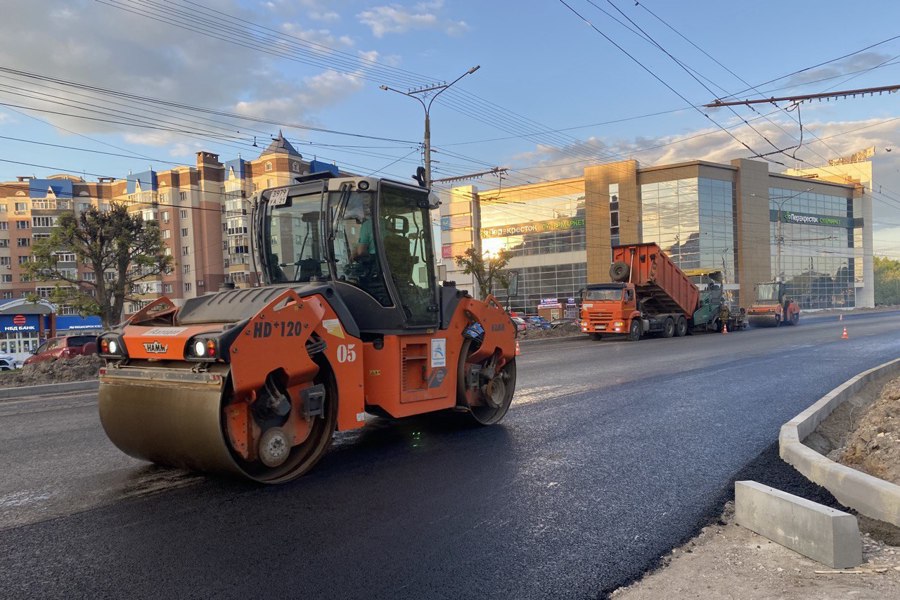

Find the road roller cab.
xmin=748 ymin=281 xmax=800 ymax=327
xmin=97 ymin=174 xmax=518 ymax=483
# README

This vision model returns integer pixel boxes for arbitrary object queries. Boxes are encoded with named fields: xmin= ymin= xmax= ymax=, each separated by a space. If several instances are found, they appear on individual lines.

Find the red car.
xmin=24 ymin=335 xmax=98 ymax=366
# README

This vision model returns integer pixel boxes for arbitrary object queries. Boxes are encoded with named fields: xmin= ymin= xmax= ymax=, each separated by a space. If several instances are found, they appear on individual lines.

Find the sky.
xmin=1 ymin=0 xmax=900 ymax=256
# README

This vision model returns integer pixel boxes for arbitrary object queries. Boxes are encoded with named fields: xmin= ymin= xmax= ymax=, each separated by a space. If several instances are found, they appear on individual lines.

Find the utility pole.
xmin=380 ymin=66 xmax=480 ymax=188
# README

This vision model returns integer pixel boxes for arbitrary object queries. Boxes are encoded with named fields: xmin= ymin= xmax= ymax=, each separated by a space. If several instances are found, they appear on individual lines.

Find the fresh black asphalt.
xmin=0 ymin=312 xmax=898 ymax=599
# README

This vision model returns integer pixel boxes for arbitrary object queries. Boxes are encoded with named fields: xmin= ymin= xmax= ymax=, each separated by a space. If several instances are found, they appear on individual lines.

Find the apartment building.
xmin=0 ymin=131 xmax=340 ymax=320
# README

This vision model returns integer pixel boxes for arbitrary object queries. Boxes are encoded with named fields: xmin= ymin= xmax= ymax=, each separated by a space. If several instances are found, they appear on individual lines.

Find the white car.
xmin=0 ymin=354 xmax=18 ymax=371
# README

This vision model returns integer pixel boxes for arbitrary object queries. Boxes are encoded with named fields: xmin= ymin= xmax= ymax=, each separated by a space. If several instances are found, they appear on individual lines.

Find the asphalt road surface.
xmin=1 ymin=311 xmax=898 ymax=599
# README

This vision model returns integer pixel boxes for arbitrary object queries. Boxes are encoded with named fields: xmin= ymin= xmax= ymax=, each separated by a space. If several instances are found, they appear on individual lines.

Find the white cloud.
xmin=357 ymin=3 xmax=468 ymax=38
xmin=783 ymin=52 xmax=896 ymax=90
xmin=0 ymin=0 xmax=364 ymax=142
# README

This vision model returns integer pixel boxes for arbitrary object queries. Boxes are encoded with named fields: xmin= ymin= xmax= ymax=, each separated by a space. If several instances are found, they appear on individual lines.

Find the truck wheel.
xmin=790 ymin=312 xmax=799 ymax=326
xmin=674 ymin=316 xmax=688 ymax=337
xmin=627 ymin=320 xmax=641 ymax=342
xmin=663 ymin=318 xmax=675 ymax=338
xmin=609 ymin=261 xmax=630 ymax=282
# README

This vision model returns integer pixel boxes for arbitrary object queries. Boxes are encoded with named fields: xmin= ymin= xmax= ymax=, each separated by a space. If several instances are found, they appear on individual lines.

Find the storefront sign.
xmin=771 ymin=210 xmax=854 ymax=228
xmin=481 ymin=217 xmax=585 ymax=238
xmin=1 ymin=314 xmax=39 ymax=332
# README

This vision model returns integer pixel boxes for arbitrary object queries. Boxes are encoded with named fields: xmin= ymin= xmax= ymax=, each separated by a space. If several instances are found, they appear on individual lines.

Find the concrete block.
xmin=734 ymin=480 xmax=862 ymax=569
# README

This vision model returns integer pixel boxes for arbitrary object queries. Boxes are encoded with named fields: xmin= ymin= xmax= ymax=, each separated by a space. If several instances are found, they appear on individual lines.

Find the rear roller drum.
xmin=457 ymin=338 xmax=517 ymax=425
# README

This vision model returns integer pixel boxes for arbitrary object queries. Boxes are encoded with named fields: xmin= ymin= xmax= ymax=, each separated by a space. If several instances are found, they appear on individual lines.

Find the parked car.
xmin=0 ymin=355 xmax=17 ymax=371
xmin=526 ymin=316 xmax=552 ymax=330
xmin=510 ymin=316 xmax=528 ymax=333
xmin=23 ymin=335 xmax=98 ymax=366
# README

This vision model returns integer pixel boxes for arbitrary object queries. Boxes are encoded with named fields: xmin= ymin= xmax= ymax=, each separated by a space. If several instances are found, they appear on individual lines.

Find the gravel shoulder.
xmin=611 ymin=375 xmax=900 ymax=600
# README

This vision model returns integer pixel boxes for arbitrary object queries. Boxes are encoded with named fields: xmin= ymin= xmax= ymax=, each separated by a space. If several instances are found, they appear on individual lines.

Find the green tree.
xmin=874 ymin=256 xmax=900 ymax=306
xmin=27 ymin=204 xmax=172 ymax=328
xmin=454 ymin=247 xmax=513 ymax=300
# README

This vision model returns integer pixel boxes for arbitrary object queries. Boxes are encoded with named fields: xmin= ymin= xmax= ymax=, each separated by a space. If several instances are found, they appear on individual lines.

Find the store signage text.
xmin=770 ymin=210 xmax=852 ymax=228
xmin=481 ymin=217 xmax=585 ymax=238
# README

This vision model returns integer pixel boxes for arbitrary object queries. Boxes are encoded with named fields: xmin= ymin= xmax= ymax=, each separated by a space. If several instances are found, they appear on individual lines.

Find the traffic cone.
xmin=841 ymin=327 xmax=848 ymax=340
xmin=515 ymin=340 xmax=521 ymax=355
xmin=722 ymin=323 xmax=728 ymax=334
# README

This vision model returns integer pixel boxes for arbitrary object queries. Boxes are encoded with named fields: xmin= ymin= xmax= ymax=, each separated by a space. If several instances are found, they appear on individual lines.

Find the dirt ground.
xmin=611 ymin=376 xmax=900 ymax=600
xmin=0 ymin=354 xmax=103 ymax=388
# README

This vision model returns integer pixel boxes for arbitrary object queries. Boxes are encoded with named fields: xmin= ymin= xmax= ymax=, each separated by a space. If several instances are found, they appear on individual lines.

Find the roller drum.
xmin=98 ymin=367 xmax=242 ymax=477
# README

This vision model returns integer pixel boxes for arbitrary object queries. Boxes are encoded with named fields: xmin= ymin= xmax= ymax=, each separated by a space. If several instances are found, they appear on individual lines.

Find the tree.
xmin=454 ymin=247 xmax=513 ymax=300
xmin=27 ymin=204 xmax=172 ymax=328
xmin=874 ymin=256 xmax=900 ymax=306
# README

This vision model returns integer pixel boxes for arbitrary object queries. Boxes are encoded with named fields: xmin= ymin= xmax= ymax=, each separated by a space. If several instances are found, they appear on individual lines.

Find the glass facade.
xmin=640 ymin=177 xmax=737 ymax=300
xmin=480 ymin=192 xmax=586 ymax=315
xmin=768 ymin=187 xmax=857 ymax=309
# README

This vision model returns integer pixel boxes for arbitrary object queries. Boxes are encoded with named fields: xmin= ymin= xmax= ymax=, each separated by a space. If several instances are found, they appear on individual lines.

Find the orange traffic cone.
xmin=515 ymin=340 xmax=521 ymax=356
xmin=841 ymin=327 xmax=848 ymax=340
xmin=722 ymin=323 xmax=728 ymax=334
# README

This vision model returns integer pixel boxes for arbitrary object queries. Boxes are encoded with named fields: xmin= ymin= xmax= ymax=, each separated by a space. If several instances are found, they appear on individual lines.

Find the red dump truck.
xmin=579 ymin=243 xmax=742 ymax=341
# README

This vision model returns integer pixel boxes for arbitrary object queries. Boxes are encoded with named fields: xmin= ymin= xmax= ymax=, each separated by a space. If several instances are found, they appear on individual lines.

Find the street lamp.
xmin=380 ymin=65 xmax=480 ymax=189
xmin=752 ymin=188 xmax=811 ymax=282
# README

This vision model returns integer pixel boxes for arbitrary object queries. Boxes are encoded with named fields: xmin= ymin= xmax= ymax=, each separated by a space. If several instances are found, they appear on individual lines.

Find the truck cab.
xmin=579 ymin=283 xmax=641 ymax=340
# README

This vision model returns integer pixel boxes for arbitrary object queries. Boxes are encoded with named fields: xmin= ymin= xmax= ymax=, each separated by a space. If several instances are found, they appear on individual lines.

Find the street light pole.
xmin=752 ymin=187 xmax=811 ymax=282
xmin=380 ymin=66 xmax=480 ymax=189
xmin=774 ymin=188 xmax=811 ymax=282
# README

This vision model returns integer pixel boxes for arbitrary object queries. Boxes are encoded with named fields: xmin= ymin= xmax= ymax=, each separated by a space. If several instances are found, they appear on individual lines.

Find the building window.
xmin=164 ymin=247 xmax=171 ymax=256
xmin=0 ymin=239 xmax=7 ymax=248
xmin=32 ymin=216 xmax=57 ymax=228
xmin=1 ymin=292 xmax=11 ymax=299
xmin=17 ymin=255 xmax=30 ymax=264
xmin=0 ymin=222 xmax=7 ymax=230
xmin=265 ymin=161 xmax=273 ymax=172
xmin=15 ymin=221 xmax=29 ymax=229
xmin=184 ymin=282 xmax=192 ymax=292
xmin=292 ymin=162 xmax=300 ymax=173
xmin=82 ymin=272 xmax=95 ymax=282
xmin=14 ymin=202 xmax=27 ymax=212
xmin=180 ymin=209 xmax=188 ymax=219
xmin=17 ymin=238 xmax=30 ymax=247
xmin=182 ymin=246 xmax=190 ymax=256
xmin=0 ymin=257 xmax=9 ymax=266
xmin=181 ymin=228 xmax=189 ymax=237
xmin=56 ymin=252 xmax=76 ymax=263
xmin=0 ymin=275 xmax=11 ymax=283
xmin=0 ymin=204 xmax=6 ymax=212
xmin=162 ymin=211 xmax=170 ymax=223
xmin=180 ymin=192 xmax=187 ymax=202
xmin=164 ymin=283 xmax=173 ymax=294
xmin=163 ymin=229 xmax=171 ymax=239
xmin=183 ymin=264 xmax=191 ymax=273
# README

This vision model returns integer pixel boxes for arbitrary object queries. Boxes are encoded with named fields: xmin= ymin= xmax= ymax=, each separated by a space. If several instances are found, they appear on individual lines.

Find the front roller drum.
xmin=98 ymin=367 xmax=336 ymax=484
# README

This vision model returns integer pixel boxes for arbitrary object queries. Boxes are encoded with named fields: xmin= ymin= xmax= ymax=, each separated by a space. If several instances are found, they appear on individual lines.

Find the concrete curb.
xmin=779 ymin=357 xmax=900 ymax=527
xmin=517 ymin=334 xmax=587 ymax=347
xmin=0 ymin=379 xmax=99 ymax=400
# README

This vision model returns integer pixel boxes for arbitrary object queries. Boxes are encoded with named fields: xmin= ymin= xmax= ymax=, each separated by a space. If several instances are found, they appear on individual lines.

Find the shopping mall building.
xmin=440 ymin=157 xmax=873 ymax=316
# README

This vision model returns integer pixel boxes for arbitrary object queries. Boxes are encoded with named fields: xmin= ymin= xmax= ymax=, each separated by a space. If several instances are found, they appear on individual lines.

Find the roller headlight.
xmin=109 ymin=340 xmax=119 ymax=354
xmin=193 ymin=340 xmax=206 ymax=357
